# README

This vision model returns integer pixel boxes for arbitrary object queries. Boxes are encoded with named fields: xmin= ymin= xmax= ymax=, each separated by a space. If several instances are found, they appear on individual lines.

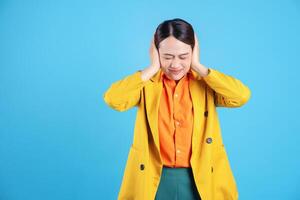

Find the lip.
xmin=169 ymin=69 xmax=183 ymax=75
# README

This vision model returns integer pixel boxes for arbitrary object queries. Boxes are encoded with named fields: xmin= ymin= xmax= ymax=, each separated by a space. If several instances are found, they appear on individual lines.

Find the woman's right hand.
xmin=141 ymin=35 xmax=161 ymax=81
xmin=149 ymin=36 xmax=161 ymax=70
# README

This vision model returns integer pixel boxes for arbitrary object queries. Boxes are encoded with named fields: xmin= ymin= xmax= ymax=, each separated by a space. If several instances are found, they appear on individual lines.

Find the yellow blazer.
xmin=103 ymin=68 xmax=251 ymax=200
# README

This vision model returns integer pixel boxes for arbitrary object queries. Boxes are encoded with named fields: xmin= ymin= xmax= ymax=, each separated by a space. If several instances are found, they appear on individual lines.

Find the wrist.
xmin=193 ymin=63 xmax=209 ymax=77
xmin=141 ymin=66 xmax=159 ymax=81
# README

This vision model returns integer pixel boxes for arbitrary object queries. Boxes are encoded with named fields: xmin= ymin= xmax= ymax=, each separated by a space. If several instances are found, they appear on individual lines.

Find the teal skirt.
xmin=155 ymin=166 xmax=202 ymax=200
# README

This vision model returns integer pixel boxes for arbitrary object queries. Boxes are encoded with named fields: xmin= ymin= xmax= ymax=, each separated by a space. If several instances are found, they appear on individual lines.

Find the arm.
xmin=191 ymin=34 xmax=251 ymax=107
xmin=195 ymin=66 xmax=251 ymax=107
xmin=103 ymin=64 xmax=159 ymax=111
xmin=104 ymin=35 xmax=161 ymax=111
xmin=103 ymin=70 xmax=148 ymax=112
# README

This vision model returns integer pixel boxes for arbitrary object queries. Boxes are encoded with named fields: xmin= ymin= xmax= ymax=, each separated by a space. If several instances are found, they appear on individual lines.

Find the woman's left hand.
xmin=191 ymin=33 xmax=209 ymax=77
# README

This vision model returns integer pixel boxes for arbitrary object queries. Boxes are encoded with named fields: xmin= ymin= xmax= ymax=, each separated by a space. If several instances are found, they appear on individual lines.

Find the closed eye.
xmin=164 ymin=56 xmax=188 ymax=60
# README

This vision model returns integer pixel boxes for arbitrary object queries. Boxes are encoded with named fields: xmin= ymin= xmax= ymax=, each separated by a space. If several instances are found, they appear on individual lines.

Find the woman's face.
xmin=158 ymin=36 xmax=193 ymax=81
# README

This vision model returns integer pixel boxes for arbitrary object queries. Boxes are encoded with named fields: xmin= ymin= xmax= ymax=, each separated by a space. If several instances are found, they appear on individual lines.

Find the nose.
xmin=170 ymin=58 xmax=181 ymax=69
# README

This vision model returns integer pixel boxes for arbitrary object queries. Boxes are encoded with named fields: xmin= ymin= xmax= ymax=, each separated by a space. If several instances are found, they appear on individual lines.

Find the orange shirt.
xmin=158 ymin=71 xmax=194 ymax=168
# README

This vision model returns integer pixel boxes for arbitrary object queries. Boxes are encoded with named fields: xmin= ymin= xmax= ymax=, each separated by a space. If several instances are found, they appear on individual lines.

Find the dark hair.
xmin=154 ymin=18 xmax=195 ymax=51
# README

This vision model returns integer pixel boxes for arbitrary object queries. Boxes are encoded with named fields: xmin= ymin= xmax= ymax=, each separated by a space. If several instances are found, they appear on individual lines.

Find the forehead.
xmin=159 ymin=36 xmax=192 ymax=55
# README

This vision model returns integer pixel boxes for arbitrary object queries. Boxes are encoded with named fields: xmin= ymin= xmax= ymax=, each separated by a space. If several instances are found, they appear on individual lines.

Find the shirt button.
xmin=174 ymin=93 xmax=178 ymax=98
xmin=176 ymin=149 xmax=181 ymax=153
xmin=175 ymin=121 xmax=180 ymax=126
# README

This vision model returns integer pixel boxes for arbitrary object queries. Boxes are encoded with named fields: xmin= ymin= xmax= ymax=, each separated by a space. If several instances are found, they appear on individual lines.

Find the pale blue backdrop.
xmin=1 ymin=0 xmax=299 ymax=199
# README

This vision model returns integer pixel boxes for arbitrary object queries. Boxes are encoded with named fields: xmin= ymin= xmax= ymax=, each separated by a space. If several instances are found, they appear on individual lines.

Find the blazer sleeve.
xmin=103 ymin=70 xmax=149 ymax=111
xmin=202 ymin=68 xmax=251 ymax=108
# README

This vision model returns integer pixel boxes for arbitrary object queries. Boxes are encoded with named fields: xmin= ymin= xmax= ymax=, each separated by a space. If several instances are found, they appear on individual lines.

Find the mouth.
xmin=169 ymin=69 xmax=183 ymax=75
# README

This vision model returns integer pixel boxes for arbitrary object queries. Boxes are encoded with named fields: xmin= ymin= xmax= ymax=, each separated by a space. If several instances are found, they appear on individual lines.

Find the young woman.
xmin=104 ymin=18 xmax=251 ymax=200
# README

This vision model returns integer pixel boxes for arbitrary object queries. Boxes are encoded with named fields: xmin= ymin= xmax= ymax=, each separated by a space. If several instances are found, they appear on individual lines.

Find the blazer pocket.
xmin=118 ymin=145 xmax=146 ymax=199
xmin=212 ymin=144 xmax=239 ymax=200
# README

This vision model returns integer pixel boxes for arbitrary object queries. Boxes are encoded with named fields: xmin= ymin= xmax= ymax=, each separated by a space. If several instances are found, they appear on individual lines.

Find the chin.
xmin=171 ymin=75 xmax=184 ymax=80
xmin=167 ymin=71 xmax=186 ymax=80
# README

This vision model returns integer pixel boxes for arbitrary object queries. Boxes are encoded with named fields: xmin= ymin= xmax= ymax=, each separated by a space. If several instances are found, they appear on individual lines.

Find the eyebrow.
xmin=163 ymin=52 xmax=189 ymax=56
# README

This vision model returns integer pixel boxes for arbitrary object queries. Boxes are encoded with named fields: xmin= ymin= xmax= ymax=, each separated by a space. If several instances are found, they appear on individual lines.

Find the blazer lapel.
xmin=145 ymin=69 xmax=163 ymax=154
xmin=188 ymin=74 xmax=206 ymax=151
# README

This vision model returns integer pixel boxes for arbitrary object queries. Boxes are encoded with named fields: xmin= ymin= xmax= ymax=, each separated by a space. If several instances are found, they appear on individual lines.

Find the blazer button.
xmin=206 ymin=137 xmax=213 ymax=144
xmin=140 ymin=164 xmax=145 ymax=171
xmin=204 ymin=111 xmax=208 ymax=117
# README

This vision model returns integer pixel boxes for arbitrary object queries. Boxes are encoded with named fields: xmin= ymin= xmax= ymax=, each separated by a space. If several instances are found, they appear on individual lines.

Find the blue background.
xmin=1 ymin=0 xmax=299 ymax=199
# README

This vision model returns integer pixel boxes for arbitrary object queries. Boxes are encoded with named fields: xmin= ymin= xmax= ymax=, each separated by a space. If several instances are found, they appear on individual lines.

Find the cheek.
xmin=160 ymin=59 xmax=171 ymax=67
xmin=183 ymin=58 xmax=192 ymax=66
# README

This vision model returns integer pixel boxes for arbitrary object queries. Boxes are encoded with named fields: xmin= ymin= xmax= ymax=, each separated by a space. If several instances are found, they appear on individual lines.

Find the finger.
xmin=194 ymin=33 xmax=198 ymax=45
xmin=151 ymin=38 xmax=156 ymax=49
